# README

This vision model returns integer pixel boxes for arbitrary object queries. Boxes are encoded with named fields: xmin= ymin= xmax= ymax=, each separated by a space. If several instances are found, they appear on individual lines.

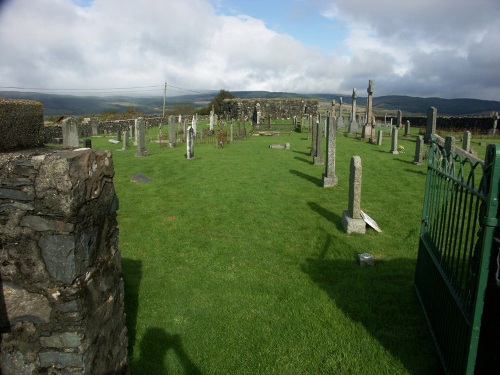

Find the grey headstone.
xmin=323 ymin=114 xmax=338 ymax=187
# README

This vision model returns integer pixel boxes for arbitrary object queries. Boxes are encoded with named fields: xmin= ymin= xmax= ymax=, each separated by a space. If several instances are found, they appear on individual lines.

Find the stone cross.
xmin=404 ymin=120 xmax=411 ymax=137
xmin=462 ymin=130 xmax=471 ymax=152
xmin=322 ymin=114 xmax=338 ymax=187
xmin=413 ymin=135 xmax=424 ymax=165
xmin=341 ymin=156 xmax=366 ymax=234
xmin=186 ymin=126 xmax=194 ymax=159
xmin=168 ymin=115 xmax=176 ymax=148
xmin=134 ymin=117 xmax=149 ymax=157
xmin=349 ymin=88 xmax=358 ymax=134
xmin=366 ymin=80 xmax=374 ymax=125
xmin=424 ymin=106 xmax=437 ymax=143
xmin=313 ymin=118 xmax=324 ymax=165
xmin=390 ymin=127 xmax=399 ymax=154
xmin=62 ymin=117 xmax=79 ymax=148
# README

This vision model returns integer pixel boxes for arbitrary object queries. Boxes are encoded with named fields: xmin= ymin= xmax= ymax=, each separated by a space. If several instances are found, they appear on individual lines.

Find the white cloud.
xmin=0 ymin=0 xmax=499 ymax=100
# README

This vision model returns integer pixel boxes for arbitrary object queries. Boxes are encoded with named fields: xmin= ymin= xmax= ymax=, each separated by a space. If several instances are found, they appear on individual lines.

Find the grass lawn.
xmin=87 ymin=123 xmax=482 ymax=374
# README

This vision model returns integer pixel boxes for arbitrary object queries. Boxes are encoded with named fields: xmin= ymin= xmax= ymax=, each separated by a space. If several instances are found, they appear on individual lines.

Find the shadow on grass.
xmin=404 ymin=168 xmax=427 ymax=176
xmin=293 ymin=156 xmax=313 ymax=165
xmin=122 ymin=258 xmax=142 ymax=360
xmin=307 ymin=202 xmax=343 ymax=231
xmin=134 ymin=328 xmax=203 ymax=375
xmin=292 ymin=150 xmax=312 ymax=156
xmin=301 ymin=256 xmax=441 ymax=375
xmin=290 ymin=169 xmax=322 ymax=186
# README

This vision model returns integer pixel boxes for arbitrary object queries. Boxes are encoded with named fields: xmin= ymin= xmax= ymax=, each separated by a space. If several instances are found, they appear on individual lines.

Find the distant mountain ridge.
xmin=1 ymin=90 xmax=499 ymax=117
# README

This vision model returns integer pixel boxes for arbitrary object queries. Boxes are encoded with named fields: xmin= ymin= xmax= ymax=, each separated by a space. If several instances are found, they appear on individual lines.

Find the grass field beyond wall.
xmin=90 ymin=124 xmax=453 ymax=374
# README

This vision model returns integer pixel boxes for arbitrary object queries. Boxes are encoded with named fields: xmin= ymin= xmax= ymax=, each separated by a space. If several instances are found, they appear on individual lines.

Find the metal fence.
xmin=414 ymin=136 xmax=500 ymax=374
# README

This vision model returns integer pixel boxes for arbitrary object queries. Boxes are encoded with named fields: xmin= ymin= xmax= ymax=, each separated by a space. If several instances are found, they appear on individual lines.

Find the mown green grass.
xmin=88 ymin=124 xmax=461 ymax=374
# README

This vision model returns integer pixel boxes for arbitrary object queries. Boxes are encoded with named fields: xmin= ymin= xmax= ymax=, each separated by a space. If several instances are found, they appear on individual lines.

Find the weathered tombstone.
xmin=390 ymin=127 xmax=399 ymax=154
xmin=413 ymin=135 xmax=424 ymax=165
xmin=424 ymin=107 xmax=437 ymax=143
xmin=404 ymin=120 xmax=411 ymax=137
xmin=230 ymin=123 xmax=234 ymax=143
xmin=366 ymin=80 xmax=373 ymax=125
xmin=209 ymin=110 xmax=214 ymax=132
xmin=397 ymin=110 xmax=403 ymax=128
xmin=349 ymin=89 xmax=358 ymax=134
xmin=337 ymin=97 xmax=344 ymax=128
xmin=134 ymin=119 xmax=139 ymax=146
xmin=310 ymin=115 xmax=317 ymax=156
xmin=488 ymin=112 xmax=499 ymax=135
xmin=90 ymin=118 xmax=99 ymax=136
xmin=186 ymin=126 xmax=194 ymax=159
xmin=377 ymin=129 xmax=383 ymax=146
xmin=361 ymin=125 xmax=367 ymax=139
xmin=341 ymin=156 xmax=366 ymax=234
xmin=129 ymin=124 xmax=134 ymax=138
xmin=269 ymin=143 xmax=290 ymax=150
xmin=331 ymin=99 xmax=336 ymax=118
xmin=122 ymin=131 xmax=129 ymax=150
xmin=168 ymin=115 xmax=176 ymax=148
xmin=192 ymin=114 xmax=197 ymax=137
xmin=117 ymin=129 xmax=122 ymax=142
xmin=62 ymin=117 xmax=79 ymax=147
xmin=313 ymin=119 xmax=324 ymax=165
xmin=463 ymin=130 xmax=471 ymax=152
xmin=134 ymin=117 xmax=149 ymax=157
xmin=322 ymin=114 xmax=338 ymax=187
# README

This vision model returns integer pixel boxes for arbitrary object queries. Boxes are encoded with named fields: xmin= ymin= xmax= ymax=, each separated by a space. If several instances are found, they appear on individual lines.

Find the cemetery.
xmin=1 ymin=87 xmax=499 ymax=374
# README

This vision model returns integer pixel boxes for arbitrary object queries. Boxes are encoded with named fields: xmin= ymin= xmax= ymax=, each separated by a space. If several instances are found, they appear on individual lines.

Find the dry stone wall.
xmin=0 ymin=99 xmax=128 ymax=374
xmin=0 ymin=99 xmax=44 ymax=151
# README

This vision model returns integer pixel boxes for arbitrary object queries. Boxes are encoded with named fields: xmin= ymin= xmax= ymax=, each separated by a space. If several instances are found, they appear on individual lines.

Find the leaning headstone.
xmin=134 ymin=117 xmax=149 ymax=157
xmin=390 ymin=127 xmax=399 ymax=154
xmin=424 ymin=107 xmax=437 ymax=143
xmin=342 ymin=156 xmax=366 ymax=234
xmin=377 ymin=129 xmax=383 ymax=146
xmin=62 ymin=117 xmax=79 ymax=148
xmin=186 ymin=126 xmax=194 ymax=160
xmin=322 ymin=115 xmax=338 ymax=187
xmin=413 ymin=135 xmax=424 ymax=165
xmin=404 ymin=120 xmax=411 ymax=137
xmin=313 ymin=119 xmax=324 ymax=165
xmin=463 ymin=130 xmax=471 ymax=152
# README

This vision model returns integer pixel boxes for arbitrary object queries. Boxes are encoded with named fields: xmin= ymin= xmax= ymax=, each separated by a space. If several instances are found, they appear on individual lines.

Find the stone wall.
xmin=399 ymin=116 xmax=493 ymax=133
xmin=222 ymin=98 xmax=319 ymax=122
xmin=1 ymin=105 xmax=128 ymax=374
xmin=0 ymin=99 xmax=44 ymax=151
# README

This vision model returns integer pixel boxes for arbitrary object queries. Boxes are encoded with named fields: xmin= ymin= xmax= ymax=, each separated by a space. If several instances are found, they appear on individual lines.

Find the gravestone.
xmin=310 ymin=115 xmax=317 ymax=156
xmin=186 ymin=126 xmax=194 ymax=159
xmin=397 ymin=110 xmax=403 ymax=128
xmin=463 ymin=130 xmax=471 ymax=152
xmin=488 ymin=112 xmax=499 ymax=135
xmin=349 ymin=89 xmax=358 ymax=134
xmin=377 ymin=129 xmax=383 ymax=146
xmin=322 ymin=114 xmax=338 ymax=187
xmin=192 ymin=115 xmax=197 ymax=136
xmin=313 ymin=119 xmax=324 ymax=165
xmin=129 ymin=124 xmax=134 ymax=138
xmin=90 ymin=118 xmax=98 ymax=136
xmin=168 ymin=116 xmax=176 ymax=148
xmin=413 ymin=135 xmax=424 ymax=165
xmin=390 ymin=127 xmax=399 ymax=154
xmin=209 ymin=110 xmax=214 ymax=131
xmin=337 ymin=97 xmax=344 ymax=128
xmin=62 ymin=117 xmax=79 ymax=148
xmin=341 ymin=156 xmax=366 ymax=234
xmin=424 ymin=107 xmax=437 ymax=143
xmin=122 ymin=131 xmax=129 ymax=150
xmin=134 ymin=119 xmax=139 ymax=146
xmin=230 ymin=123 xmax=234 ymax=143
xmin=269 ymin=143 xmax=290 ymax=150
xmin=404 ymin=120 xmax=411 ymax=137
xmin=366 ymin=80 xmax=374 ymax=125
xmin=117 ymin=129 xmax=122 ymax=142
xmin=134 ymin=117 xmax=149 ymax=157
xmin=331 ymin=99 xmax=336 ymax=118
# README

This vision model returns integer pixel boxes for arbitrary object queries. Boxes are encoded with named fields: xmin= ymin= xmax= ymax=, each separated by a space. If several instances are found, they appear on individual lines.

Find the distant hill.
xmin=1 ymin=90 xmax=499 ymax=117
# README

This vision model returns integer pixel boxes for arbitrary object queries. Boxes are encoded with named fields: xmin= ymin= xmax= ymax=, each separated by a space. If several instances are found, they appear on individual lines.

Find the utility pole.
xmin=162 ymin=81 xmax=167 ymax=118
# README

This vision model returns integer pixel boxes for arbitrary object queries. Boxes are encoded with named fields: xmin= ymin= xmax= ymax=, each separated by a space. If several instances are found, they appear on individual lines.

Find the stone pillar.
xmin=117 ymin=129 xmax=122 ymax=142
xmin=62 ymin=117 xmax=79 ymax=148
xmin=122 ymin=131 xmax=129 ymax=150
xmin=404 ymin=120 xmax=411 ymax=137
xmin=463 ymin=130 xmax=471 ymax=152
xmin=230 ymin=123 xmax=234 ymax=143
xmin=134 ymin=117 xmax=149 ymax=157
xmin=390 ymin=127 xmax=399 ymax=154
xmin=168 ymin=115 xmax=176 ymax=148
xmin=0 ymin=100 xmax=128 ymax=374
xmin=337 ymin=97 xmax=344 ymax=128
xmin=310 ymin=115 xmax=316 ymax=156
xmin=377 ymin=129 xmax=383 ymax=146
xmin=209 ymin=110 xmax=214 ymax=132
xmin=322 ymin=114 xmax=338 ymax=187
xmin=186 ymin=126 xmax=194 ymax=159
xmin=366 ymin=80 xmax=373 ymax=125
xmin=444 ymin=136 xmax=455 ymax=155
xmin=313 ymin=118 xmax=324 ymax=165
xmin=413 ymin=135 xmax=424 ymax=165
xmin=331 ymin=99 xmax=336 ymax=118
xmin=134 ymin=119 xmax=139 ymax=146
xmin=397 ymin=110 xmax=403 ymax=128
xmin=488 ymin=112 xmax=499 ymax=135
xmin=129 ymin=124 xmax=134 ymax=138
xmin=349 ymin=89 xmax=358 ymax=134
xmin=342 ymin=156 xmax=365 ymax=234
xmin=424 ymin=106 xmax=437 ymax=143
xmin=90 ymin=119 xmax=99 ymax=136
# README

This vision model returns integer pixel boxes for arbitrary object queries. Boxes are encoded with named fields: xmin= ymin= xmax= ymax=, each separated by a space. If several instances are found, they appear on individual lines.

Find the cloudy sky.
xmin=1 ymin=0 xmax=499 ymax=100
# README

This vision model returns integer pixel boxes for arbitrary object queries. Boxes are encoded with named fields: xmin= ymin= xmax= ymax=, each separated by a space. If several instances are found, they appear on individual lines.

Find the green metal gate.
xmin=414 ymin=137 xmax=500 ymax=375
